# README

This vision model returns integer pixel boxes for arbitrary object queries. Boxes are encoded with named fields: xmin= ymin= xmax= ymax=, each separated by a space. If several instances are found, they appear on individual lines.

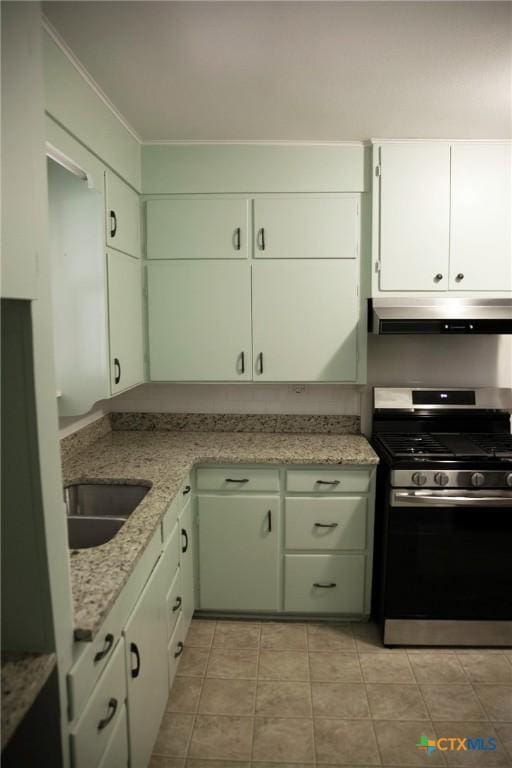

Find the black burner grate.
xmin=467 ymin=433 xmax=512 ymax=458
xmin=375 ymin=432 xmax=453 ymax=457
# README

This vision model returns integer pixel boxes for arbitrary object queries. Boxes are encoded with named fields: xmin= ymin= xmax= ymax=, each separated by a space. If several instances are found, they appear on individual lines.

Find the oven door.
xmin=383 ymin=489 xmax=512 ymax=620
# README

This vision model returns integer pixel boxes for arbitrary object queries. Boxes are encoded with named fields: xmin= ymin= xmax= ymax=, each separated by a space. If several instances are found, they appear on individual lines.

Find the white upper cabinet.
xmin=252 ymin=260 xmax=359 ymax=382
xmin=146 ymin=198 xmax=249 ymax=259
xmin=450 ymin=143 xmax=512 ymax=292
xmin=378 ymin=142 xmax=451 ymax=291
xmin=105 ymin=171 xmax=141 ymax=258
xmin=147 ymin=260 xmax=252 ymax=381
xmin=107 ymin=249 xmax=144 ymax=395
xmin=253 ymin=196 xmax=359 ymax=259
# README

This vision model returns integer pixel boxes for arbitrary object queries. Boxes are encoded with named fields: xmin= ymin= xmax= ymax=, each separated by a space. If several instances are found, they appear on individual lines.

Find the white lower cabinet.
xmin=123 ymin=552 xmax=169 ymax=768
xmin=97 ymin=705 xmax=129 ymax=768
xmin=179 ymin=497 xmax=196 ymax=632
xmin=284 ymin=554 xmax=366 ymax=614
xmin=167 ymin=611 xmax=187 ymax=688
xmin=70 ymin=639 xmax=127 ymax=768
xmin=198 ymin=495 xmax=280 ymax=611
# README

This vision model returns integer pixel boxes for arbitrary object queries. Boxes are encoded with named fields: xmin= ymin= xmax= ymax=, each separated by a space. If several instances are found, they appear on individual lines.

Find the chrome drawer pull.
xmin=313 ymin=582 xmax=337 ymax=589
xmin=174 ymin=641 xmax=184 ymax=659
xmin=225 ymin=478 xmax=249 ymax=484
xmin=98 ymin=698 xmax=117 ymax=731
xmin=315 ymin=480 xmax=340 ymax=486
xmin=314 ymin=522 xmax=339 ymax=528
xmin=172 ymin=596 xmax=182 ymax=613
xmin=94 ymin=633 xmax=114 ymax=664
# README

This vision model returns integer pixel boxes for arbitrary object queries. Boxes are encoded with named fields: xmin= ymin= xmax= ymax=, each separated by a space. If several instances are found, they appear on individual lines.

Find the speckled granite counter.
xmin=1 ymin=652 xmax=56 ymax=749
xmin=62 ymin=429 xmax=378 ymax=642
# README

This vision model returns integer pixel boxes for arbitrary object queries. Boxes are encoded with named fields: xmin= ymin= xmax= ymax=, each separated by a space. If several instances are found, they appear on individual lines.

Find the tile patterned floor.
xmin=150 ymin=620 xmax=512 ymax=767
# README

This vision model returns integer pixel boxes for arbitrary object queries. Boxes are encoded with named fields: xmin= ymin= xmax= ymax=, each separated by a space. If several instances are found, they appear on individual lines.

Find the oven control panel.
xmin=392 ymin=469 xmax=512 ymax=490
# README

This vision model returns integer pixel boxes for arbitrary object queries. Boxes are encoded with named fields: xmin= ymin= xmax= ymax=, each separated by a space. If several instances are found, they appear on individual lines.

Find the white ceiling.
xmin=43 ymin=1 xmax=512 ymax=142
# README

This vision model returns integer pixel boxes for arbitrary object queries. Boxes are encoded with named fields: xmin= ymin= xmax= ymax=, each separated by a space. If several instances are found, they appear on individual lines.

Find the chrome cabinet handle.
xmin=257 ymin=228 xmax=266 ymax=250
xmin=109 ymin=210 xmax=117 ymax=238
xmin=267 ymin=509 xmax=272 ymax=533
xmin=94 ymin=633 xmax=114 ymax=664
xmin=172 ymin=596 xmax=182 ymax=613
xmin=240 ymin=351 xmax=245 ymax=374
xmin=181 ymin=528 xmax=189 ymax=553
xmin=314 ymin=522 xmax=339 ymax=528
xmin=456 ymin=273 xmax=464 ymax=281
xmin=174 ymin=641 xmax=184 ymax=658
xmin=315 ymin=480 xmax=340 ymax=486
xmin=234 ymin=227 xmax=241 ymax=251
xmin=114 ymin=358 xmax=121 ymax=385
xmin=313 ymin=582 xmax=337 ymax=589
xmin=182 ymin=485 xmax=191 ymax=495
xmin=257 ymin=352 xmax=264 ymax=375
xmin=98 ymin=698 xmax=117 ymax=731
xmin=434 ymin=273 xmax=443 ymax=281
xmin=225 ymin=478 xmax=249 ymax=484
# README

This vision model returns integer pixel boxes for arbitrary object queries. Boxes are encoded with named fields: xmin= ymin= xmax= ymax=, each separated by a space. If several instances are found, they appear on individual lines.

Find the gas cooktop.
xmin=373 ymin=431 xmax=512 ymax=461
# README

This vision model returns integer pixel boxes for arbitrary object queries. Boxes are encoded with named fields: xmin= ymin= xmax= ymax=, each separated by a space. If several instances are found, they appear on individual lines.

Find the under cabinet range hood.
xmin=369 ymin=298 xmax=512 ymax=335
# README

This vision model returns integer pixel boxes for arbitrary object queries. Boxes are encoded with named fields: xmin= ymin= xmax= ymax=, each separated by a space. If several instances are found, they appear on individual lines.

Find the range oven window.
xmin=384 ymin=505 xmax=512 ymax=620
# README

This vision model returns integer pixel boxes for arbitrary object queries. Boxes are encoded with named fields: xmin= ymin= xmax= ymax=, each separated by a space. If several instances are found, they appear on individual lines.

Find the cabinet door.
xmin=252 ymin=260 xmax=358 ymax=381
xmin=147 ymin=260 xmax=252 ymax=381
xmin=179 ymin=497 xmax=195 ymax=634
xmin=146 ymin=198 xmax=249 ymax=259
xmin=450 ymin=143 xmax=512 ymax=291
xmin=379 ymin=143 xmax=450 ymax=291
xmin=107 ymin=249 xmax=144 ymax=395
xmin=253 ymin=196 xmax=359 ymax=259
xmin=198 ymin=495 xmax=279 ymax=611
xmin=105 ymin=171 xmax=140 ymax=257
xmin=97 ymin=705 xmax=128 ymax=768
xmin=124 ymin=558 xmax=168 ymax=768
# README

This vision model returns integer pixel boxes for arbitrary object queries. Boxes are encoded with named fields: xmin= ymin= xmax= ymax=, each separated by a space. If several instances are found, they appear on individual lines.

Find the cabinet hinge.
xmin=375 ymin=261 xmax=381 ymax=273
xmin=375 ymin=165 xmax=381 ymax=177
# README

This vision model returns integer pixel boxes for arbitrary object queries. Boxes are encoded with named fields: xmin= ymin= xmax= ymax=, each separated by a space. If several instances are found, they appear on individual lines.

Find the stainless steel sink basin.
xmin=65 ymin=483 xmax=149 ymax=549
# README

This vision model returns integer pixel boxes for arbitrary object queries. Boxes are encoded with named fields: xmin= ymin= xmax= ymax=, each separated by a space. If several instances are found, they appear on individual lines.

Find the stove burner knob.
xmin=507 ymin=473 xmax=512 ymax=488
xmin=412 ymin=472 xmax=427 ymax=486
xmin=471 ymin=472 xmax=485 ymax=488
xmin=434 ymin=472 xmax=449 ymax=486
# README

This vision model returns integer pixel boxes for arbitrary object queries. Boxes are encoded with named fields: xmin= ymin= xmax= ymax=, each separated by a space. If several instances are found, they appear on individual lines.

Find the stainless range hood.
xmin=369 ymin=298 xmax=512 ymax=335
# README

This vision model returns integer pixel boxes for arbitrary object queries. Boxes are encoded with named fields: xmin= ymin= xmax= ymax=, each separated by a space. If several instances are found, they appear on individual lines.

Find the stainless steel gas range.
xmin=371 ymin=387 xmax=512 ymax=647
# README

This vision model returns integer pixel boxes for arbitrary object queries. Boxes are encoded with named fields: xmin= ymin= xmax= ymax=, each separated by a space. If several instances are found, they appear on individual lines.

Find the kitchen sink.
xmin=65 ymin=483 xmax=150 ymax=549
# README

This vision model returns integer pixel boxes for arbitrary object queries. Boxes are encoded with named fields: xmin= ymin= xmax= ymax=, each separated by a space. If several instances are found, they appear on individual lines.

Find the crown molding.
xmin=42 ymin=15 xmax=142 ymax=145
xmin=142 ymin=139 xmax=368 ymax=146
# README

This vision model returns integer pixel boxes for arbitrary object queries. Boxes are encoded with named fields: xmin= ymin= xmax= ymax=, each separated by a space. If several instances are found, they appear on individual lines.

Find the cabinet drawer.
xmin=167 ymin=612 xmax=187 ymax=689
xmin=166 ymin=567 xmax=182 ymax=639
xmin=161 ymin=522 xmax=180 ymax=593
xmin=97 ymin=704 xmax=128 ymax=768
xmin=284 ymin=554 xmax=366 ymax=614
xmin=162 ymin=495 xmax=180 ymax=543
xmin=286 ymin=469 xmax=371 ymax=494
xmin=285 ymin=497 xmax=367 ymax=551
xmin=196 ymin=467 xmax=279 ymax=493
xmin=71 ymin=639 xmax=127 ymax=768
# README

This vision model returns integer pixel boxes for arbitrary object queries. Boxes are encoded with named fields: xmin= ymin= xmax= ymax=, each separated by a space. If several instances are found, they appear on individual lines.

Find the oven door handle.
xmin=391 ymin=490 xmax=512 ymax=508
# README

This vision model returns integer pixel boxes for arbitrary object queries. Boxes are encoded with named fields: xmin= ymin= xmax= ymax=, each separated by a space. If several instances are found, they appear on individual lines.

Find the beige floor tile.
xmin=207 ymin=648 xmax=259 ymax=679
xmin=252 ymin=717 xmax=315 ymax=763
xmin=434 ymin=720 xmax=510 ymax=766
xmin=256 ymin=681 xmax=312 ymax=717
xmin=252 ymin=764 xmax=313 ymax=767
xmin=188 ymin=715 xmax=254 ymax=761
xmin=373 ymin=720 xmax=445 ymax=766
xmin=474 ymin=685 xmax=512 ymax=722
xmin=309 ymin=651 xmax=362 ymax=682
xmin=421 ymin=684 xmax=487 ymax=721
xmin=213 ymin=621 xmax=261 ymax=650
xmin=352 ymin=622 xmax=391 ymax=653
xmin=314 ymin=718 xmax=380 ymax=765
xmin=177 ymin=647 xmax=210 ymax=678
xmin=307 ymin=623 xmax=356 ymax=652
xmin=187 ymin=761 xmax=249 ymax=768
xmin=360 ymin=652 xmax=415 ymax=683
xmin=167 ymin=677 xmax=203 ymax=713
xmin=153 ymin=713 xmax=194 ymax=758
xmin=409 ymin=653 xmax=467 ymax=683
xmin=260 ymin=622 xmax=308 ymax=651
xmin=198 ymin=678 xmax=256 ymax=716
xmin=494 ymin=722 xmax=512 ymax=760
xmin=150 ymin=758 xmax=186 ymax=768
xmin=366 ymin=683 xmax=429 ymax=721
xmin=259 ymin=650 xmax=309 ymax=681
xmin=186 ymin=620 xmax=217 ymax=648
xmin=311 ymin=682 xmax=370 ymax=719
xmin=458 ymin=653 xmax=512 ymax=683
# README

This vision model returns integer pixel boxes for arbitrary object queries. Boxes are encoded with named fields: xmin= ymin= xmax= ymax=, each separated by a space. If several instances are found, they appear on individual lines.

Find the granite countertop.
xmin=1 ymin=652 xmax=56 ymax=749
xmin=62 ymin=429 xmax=379 ymax=642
